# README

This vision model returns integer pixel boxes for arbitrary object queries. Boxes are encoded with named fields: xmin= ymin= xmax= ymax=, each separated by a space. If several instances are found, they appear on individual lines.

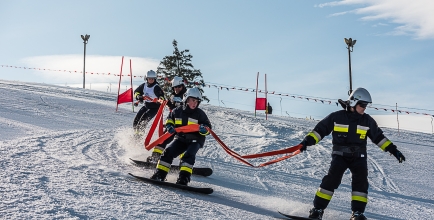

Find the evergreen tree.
xmin=156 ymin=39 xmax=209 ymax=102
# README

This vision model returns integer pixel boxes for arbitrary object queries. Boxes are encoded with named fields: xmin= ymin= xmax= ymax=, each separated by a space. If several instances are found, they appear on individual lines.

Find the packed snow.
xmin=0 ymin=79 xmax=433 ymax=219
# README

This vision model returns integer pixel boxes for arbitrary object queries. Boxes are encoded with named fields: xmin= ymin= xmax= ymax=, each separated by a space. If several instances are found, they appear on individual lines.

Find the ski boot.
xmin=308 ymin=207 xmax=324 ymax=219
xmin=146 ymin=152 xmax=161 ymax=164
xmin=175 ymin=170 xmax=191 ymax=186
xmin=350 ymin=211 xmax=367 ymax=220
xmin=150 ymin=169 xmax=167 ymax=182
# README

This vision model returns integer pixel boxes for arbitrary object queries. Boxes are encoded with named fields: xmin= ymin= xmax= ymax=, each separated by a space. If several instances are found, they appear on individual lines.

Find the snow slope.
xmin=0 ymin=79 xmax=433 ymax=219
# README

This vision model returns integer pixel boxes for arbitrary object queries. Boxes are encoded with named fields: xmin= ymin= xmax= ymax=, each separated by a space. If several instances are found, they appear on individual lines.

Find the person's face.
xmin=147 ymin=78 xmax=155 ymax=83
xmin=354 ymin=102 xmax=368 ymax=115
xmin=173 ymin=85 xmax=183 ymax=94
xmin=186 ymin=97 xmax=199 ymax=109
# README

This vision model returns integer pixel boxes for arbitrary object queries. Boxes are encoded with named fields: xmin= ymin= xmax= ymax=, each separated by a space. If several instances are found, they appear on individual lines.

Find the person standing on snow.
xmin=133 ymin=70 xmax=165 ymax=133
xmin=298 ymin=88 xmax=406 ymax=220
xmin=150 ymin=87 xmax=212 ymax=186
xmin=267 ymin=102 xmax=273 ymax=115
xmin=147 ymin=76 xmax=188 ymax=163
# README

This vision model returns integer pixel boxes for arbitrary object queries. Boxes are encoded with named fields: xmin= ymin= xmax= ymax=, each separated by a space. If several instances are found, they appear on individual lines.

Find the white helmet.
xmin=145 ymin=70 xmax=157 ymax=80
xmin=347 ymin=87 xmax=372 ymax=107
xmin=171 ymin=76 xmax=184 ymax=87
xmin=182 ymin=87 xmax=202 ymax=102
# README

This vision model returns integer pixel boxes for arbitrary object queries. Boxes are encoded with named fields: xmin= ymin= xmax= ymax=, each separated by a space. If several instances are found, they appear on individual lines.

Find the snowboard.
xmin=129 ymin=158 xmax=213 ymax=177
xmin=128 ymin=173 xmax=213 ymax=194
xmin=278 ymin=211 xmax=317 ymax=220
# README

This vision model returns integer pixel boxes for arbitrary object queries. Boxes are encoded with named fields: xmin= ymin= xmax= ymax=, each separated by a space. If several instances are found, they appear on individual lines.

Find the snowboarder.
xmin=133 ymin=70 xmax=165 ymax=133
xmin=150 ymin=87 xmax=212 ymax=185
xmin=298 ymin=88 xmax=406 ymax=220
xmin=147 ymin=76 xmax=188 ymax=163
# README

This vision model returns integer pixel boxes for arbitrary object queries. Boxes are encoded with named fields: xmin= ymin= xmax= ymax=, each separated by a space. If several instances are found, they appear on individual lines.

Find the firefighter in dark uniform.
xmin=151 ymin=87 xmax=212 ymax=185
xmin=166 ymin=76 xmax=187 ymax=111
xmin=147 ymin=76 xmax=188 ymax=163
xmin=133 ymin=70 xmax=165 ymax=133
xmin=300 ymin=88 xmax=406 ymax=220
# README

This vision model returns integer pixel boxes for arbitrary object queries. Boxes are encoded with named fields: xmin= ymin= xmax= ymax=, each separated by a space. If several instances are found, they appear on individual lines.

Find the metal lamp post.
xmin=81 ymin=34 xmax=90 ymax=89
xmin=344 ymin=37 xmax=356 ymax=95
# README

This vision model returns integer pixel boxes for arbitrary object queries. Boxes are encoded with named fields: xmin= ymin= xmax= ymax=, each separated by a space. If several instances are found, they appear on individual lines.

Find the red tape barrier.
xmin=144 ymin=124 xmax=302 ymax=167
xmin=143 ymin=99 xmax=167 ymax=146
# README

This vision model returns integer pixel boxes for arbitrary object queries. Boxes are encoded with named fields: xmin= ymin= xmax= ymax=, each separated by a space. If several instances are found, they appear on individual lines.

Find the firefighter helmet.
xmin=182 ymin=87 xmax=202 ymax=102
xmin=145 ymin=70 xmax=157 ymax=80
xmin=171 ymin=76 xmax=184 ymax=87
xmin=347 ymin=87 xmax=372 ymax=107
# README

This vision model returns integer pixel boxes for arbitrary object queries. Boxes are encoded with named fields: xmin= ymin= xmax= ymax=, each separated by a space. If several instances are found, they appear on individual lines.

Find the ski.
xmin=128 ymin=173 xmax=213 ymax=194
xmin=129 ymin=158 xmax=213 ymax=177
xmin=278 ymin=211 xmax=316 ymax=220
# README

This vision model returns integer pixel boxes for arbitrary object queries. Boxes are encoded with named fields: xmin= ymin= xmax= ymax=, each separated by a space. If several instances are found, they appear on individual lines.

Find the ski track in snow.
xmin=0 ymin=80 xmax=433 ymax=219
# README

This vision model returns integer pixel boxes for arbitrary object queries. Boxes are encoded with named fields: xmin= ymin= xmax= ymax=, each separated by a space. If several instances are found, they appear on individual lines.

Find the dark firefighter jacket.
xmin=167 ymin=86 xmax=187 ymax=110
xmin=165 ymin=105 xmax=212 ymax=147
xmin=303 ymin=110 xmax=397 ymax=156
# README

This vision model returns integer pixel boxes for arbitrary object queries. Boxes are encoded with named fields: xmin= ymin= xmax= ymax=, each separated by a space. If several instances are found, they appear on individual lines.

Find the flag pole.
xmin=255 ymin=72 xmax=259 ymax=117
xmin=116 ymin=56 xmax=124 ymax=112
xmin=265 ymin=73 xmax=268 ymax=120
xmin=130 ymin=59 xmax=134 ymax=112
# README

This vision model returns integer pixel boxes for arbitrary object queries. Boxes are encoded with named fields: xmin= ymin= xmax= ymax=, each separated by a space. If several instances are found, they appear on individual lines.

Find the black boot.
xmin=350 ymin=211 xmax=367 ymax=220
xmin=308 ymin=207 xmax=324 ymax=219
xmin=150 ymin=169 xmax=167 ymax=182
xmin=176 ymin=171 xmax=191 ymax=186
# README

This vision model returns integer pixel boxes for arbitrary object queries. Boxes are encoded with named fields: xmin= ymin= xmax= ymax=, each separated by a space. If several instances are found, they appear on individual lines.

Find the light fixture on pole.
xmin=81 ymin=34 xmax=90 ymax=89
xmin=344 ymin=37 xmax=356 ymax=95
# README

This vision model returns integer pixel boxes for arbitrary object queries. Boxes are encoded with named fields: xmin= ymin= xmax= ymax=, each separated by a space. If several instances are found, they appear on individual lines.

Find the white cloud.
xmin=20 ymin=55 xmax=160 ymax=83
xmin=372 ymin=22 xmax=388 ymax=27
xmin=318 ymin=0 xmax=434 ymax=39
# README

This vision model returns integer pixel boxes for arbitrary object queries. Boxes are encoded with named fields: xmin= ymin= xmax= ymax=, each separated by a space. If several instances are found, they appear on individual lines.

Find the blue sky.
xmin=1 ymin=0 xmax=434 ymax=120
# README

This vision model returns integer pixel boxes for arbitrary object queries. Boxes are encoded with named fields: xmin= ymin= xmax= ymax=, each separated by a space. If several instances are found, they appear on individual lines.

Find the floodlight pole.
xmin=345 ymin=38 xmax=356 ymax=95
xmin=81 ymin=34 xmax=90 ymax=89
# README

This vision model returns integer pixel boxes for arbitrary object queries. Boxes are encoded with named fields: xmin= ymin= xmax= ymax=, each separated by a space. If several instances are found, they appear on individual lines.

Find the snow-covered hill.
xmin=0 ymin=79 xmax=432 ymax=219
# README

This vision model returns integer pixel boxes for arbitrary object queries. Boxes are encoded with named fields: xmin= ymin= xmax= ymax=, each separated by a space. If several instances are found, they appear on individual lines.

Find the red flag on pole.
xmin=117 ymin=88 xmax=133 ymax=104
xmin=255 ymin=98 xmax=267 ymax=110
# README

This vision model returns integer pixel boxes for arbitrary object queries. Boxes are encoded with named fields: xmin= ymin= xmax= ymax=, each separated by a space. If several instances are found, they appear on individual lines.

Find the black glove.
xmin=387 ymin=146 xmax=406 ymax=163
xmin=137 ymin=95 xmax=144 ymax=102
xmin=392 ymin=150 xmax=406 ymax=163
xmin=299 ymin=140 xmax=308 ymax=152
xmin=166 ymin=124 xmax=175 ymax=134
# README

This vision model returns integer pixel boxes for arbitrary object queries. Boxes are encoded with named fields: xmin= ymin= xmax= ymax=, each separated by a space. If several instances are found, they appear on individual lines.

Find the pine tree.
xmin=156 ymin=39 xmax=209 ymax=102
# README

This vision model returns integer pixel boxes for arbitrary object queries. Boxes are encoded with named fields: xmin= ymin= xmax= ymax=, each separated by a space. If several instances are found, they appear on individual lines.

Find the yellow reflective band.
xmin=316 ymin=190 xmax=332 ymax=201
xmin=200 ymin=130 xmax=210 ymax=136
xmin=352 ymin=195 xmax=368 ymax=203
xmin=308 ymin=132 xmax=319 ymax=144
xmin=188 ymin=118 xmax=198 ymax=124
xmin=187 ymin=121 xmax=197 ymax=125
xmin=357 ymin=129 xmax=367 ymax=139
xmin=334 ymin=126 xmax=349 ymax=132
xmin=157 ymin=164 xmax=170 ymax=173
xmin=175 ymin=119 xmax=182 ymax=125
xmin=179 ymin=152 xmax=185 ymax=159
xmin=380 ymin=140 xmax=392 ymax=151
xmin=334 ymin=123 xmax=349 ymax=132
xmin=356 ymin=129 xmax=367 ymax=135
xmin=165 ymin=119 xmax=174 ymax=125
xmin=180 ymin=166 xmax=193 ymax=174
xmin=153 ymin=148 xmax=163 ymax=154
xmin=134 ymin=92 xmax=141 ymax=97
